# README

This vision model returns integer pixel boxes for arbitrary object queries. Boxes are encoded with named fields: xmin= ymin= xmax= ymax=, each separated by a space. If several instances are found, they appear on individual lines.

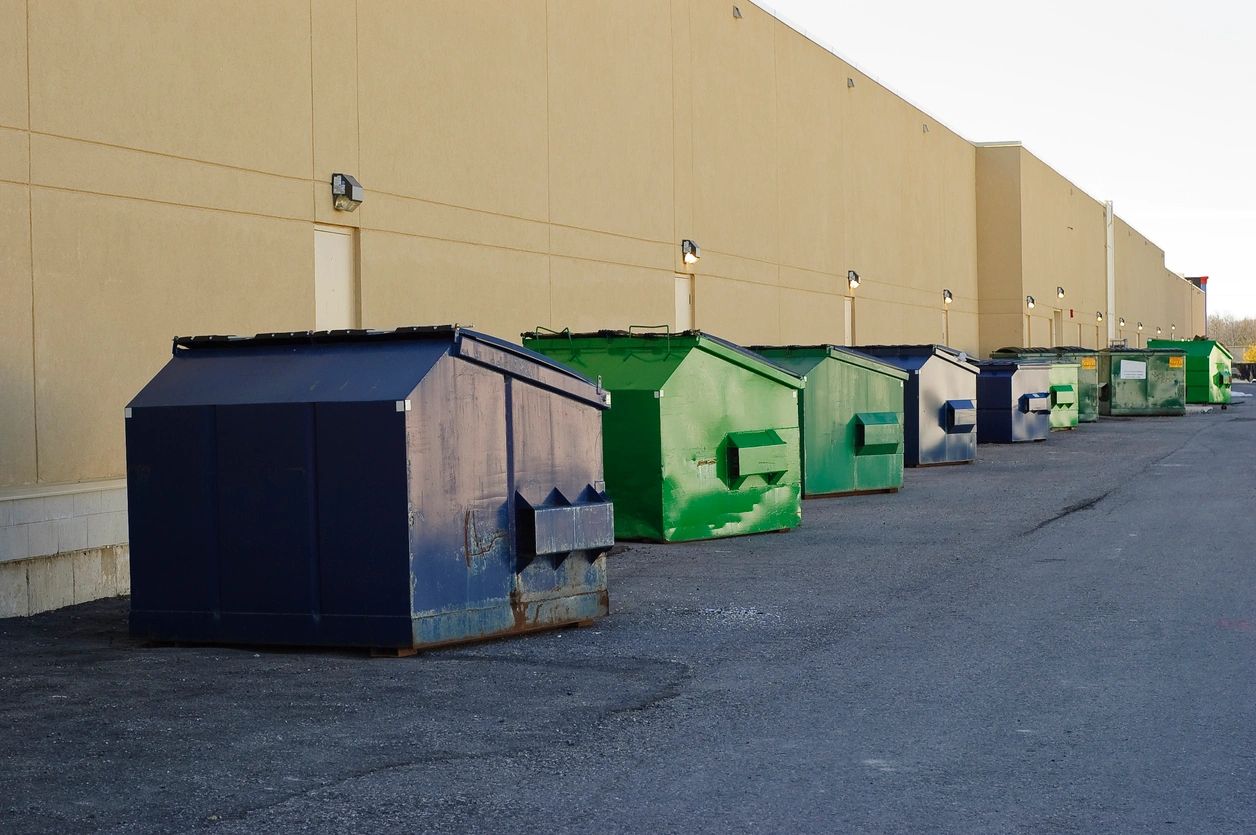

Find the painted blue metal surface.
xmin=974 ymin=360 xmax=1052 ymax=444
xmin=852 ymin=345 xmax=978 ymax=467
xmin=126 ymin=326 xmax=613 ymax=651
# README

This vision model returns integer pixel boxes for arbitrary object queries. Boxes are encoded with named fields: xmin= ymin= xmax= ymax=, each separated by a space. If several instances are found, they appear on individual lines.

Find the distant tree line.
xmin=1207 ymin=314 xmax=1256 ymax=362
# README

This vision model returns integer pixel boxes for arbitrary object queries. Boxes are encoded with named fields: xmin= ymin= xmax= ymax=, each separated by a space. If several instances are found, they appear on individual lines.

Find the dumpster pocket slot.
xmin=854 ymin=412 xmax=902 ymax=455
xmin=1020 ymin=392 xmax=1051 ymax=414
xmin=515 ymin=486 xmax=614 ymax=562
xmin=944 ymin=400 xmax=976 ymax=433
xmin=1217 ymin=369 xmax=1232 ymax=387
xmin=1049 ymin=384 xmax=1076 ymax=407
xmin=726 ymin=429 xmax=789 ymax=483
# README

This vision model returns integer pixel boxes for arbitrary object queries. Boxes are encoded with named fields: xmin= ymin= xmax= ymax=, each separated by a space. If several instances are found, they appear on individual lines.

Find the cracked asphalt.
xmin=3 ymin=386 xmax=1255 ymax=833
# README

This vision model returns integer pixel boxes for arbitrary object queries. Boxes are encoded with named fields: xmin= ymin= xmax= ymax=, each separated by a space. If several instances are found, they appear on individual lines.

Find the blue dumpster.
xmin=125 ymin=327 xmax=615 ymax=651
xmin=974 ymin=360 xmax=1051 ymax=443
xmin=853 ymin=345 xmax=978 ymax=467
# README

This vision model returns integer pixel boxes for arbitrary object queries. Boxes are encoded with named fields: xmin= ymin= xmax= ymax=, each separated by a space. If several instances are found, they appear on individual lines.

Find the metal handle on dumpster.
xmin=1049 ymin=384 xmax=1076 ymax=408
xmin=515 ymin=486 xmax=614 ymax=564
xmin=530 ymin=325 xmax=571 ymax=339
xmin=726 ymin=429 xmax=789 ymax=483
xmin=1020 ymin=392 xmax=1051 ymax=414
xmin=944 ymin=400 xmax=977 ymax=433
xmin=854 ymin=412 xmax=902 ymax=455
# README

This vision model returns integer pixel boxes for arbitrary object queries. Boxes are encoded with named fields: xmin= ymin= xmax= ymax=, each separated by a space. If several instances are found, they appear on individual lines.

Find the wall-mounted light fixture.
xmin=1056 ymin=286 xmax=1066 ymax=299
xmin=1096 ymin=311 xmax=1104 ymax=323
xmin=1119 ymin=317 xmax=1126 ymax=328
xmin=1171 ymin=324 xmax=1176 ymax=333
xmin=847 ymin=77 xmax=855 ymax=88
xmin=1137 ymin=322 xmax=1144 ymax=332
xmin=681 ymin=239 xmax=700 ymax=265
xmin=1156 ymin=327 xmax=1162 ymax=335
xmin=942 ymin=289 xmax=953 ymax=305
xmin=331 ymin=173 xmax=364 ymax=212
xmin=732 ymin=5 xmax=742 ymax=18
xmin=847 ymin=270 xmax=860 ymax=290
xmin=1026 ymin=295 xmax=1035 ymax=309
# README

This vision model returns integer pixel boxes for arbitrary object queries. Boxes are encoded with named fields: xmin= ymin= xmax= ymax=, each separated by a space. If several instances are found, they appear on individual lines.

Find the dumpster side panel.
xmin=127 ymin=405 xmax=221 ymax=621
xmin=406 ymin=356 xmax=515 ymax=641
xmin=848 ymin=362 xmax=905 ymax=492
xmin=1100 ymin=352 xmax=1186 ymax=416
xmin=917 ymin=358 xmax=976 ymax=465
xmin=505 ymin=376 xmax=609 ymax=629
xmin=214 ymin=404 xmax=321 ymax=615
xmin=1148 ymin=354 xmax=1187 ymax=414
xmin=659 ymin=351 xmax=801 ymax=541
xmin=1072 ymin=354 xmax=1099 ymax=422
xmin=598 ymin=390 xmax=664 ymax=540
xmin=1048 ymin=363 xmax=1080 ymax=430
xmin=314 ymin=402 xmax=411 ymax=627
xmin=404 ymin=356 xmax=611 ymax=648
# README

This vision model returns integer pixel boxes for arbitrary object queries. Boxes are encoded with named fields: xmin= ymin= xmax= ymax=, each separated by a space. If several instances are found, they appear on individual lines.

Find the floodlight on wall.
xmin=732 ymin=5 xmax=742 ymax=18
xmin=331 ymin=173 xmax=364 ymax=212
xmin=847 ymin=77 xmax=855 ymax=88
xmin=942 ymin=289 xmax=953 ymax=305
xmin=1056 ymin=286 xmax=1066 ymax=299
xmin=1026 ymin=295 xmax=1035 ymax=309
xmin=1096 ymin=311 xmax=1103 ymax=323
xmin=847 ymin=270 xmax=860 ymax=290
xmin=681 ymin=239 xmax=701 ymax=265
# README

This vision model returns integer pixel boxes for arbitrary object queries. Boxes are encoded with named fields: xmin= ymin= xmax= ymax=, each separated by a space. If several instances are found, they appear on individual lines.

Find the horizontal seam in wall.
xmin=28 ymin=130 xmax=308 ymax=183
xmin=25 ymin=182 xmax=313 ymax=224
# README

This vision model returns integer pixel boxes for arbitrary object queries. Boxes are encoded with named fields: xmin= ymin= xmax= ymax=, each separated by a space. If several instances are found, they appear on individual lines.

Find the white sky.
xmin=764 ymin=0 xmax=1256 ymax=318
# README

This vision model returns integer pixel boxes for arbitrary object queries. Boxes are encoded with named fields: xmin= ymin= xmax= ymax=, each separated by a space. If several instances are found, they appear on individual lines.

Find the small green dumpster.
xmin=751 ymin=345 xmax=907 ymax=498
xmin=991 ymin=347 xmax=1098 ymax=423
xmin=523 ymin=329 xmax=803 ymax=542
xmin=1148 ymin=338 xmax=1233 ymax=404
xmin=1098 ymin=348 xmax=1186 ymax=416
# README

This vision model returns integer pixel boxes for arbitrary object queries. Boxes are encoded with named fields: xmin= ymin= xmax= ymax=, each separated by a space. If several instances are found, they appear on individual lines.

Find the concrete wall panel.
xmin=30 ymin=189 xmax=312 ymax=483
xmin=29 ymin=0 xmax=312 ymax=178
xmin=548 ymin=0 xmax=674 ymax=242
xmin=0 ymin=183 xmax=36 ymax=486
xmin=358 ymin=0 xmax=548 ymax=220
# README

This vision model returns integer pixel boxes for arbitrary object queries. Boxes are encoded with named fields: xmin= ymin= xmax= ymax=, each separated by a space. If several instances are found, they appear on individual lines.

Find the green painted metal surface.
xmin=523 ymin=330 xmax=803 ymax=542
xmin=1046 ymin=363 xmax=1080 ymax=430
xmin=991 ymin=347 xmax=1099 ymax=423
xmin=753 ymin=345 xmax=907 ymax=497
xmin=1097 ymin=349 xmax=1186 ymax=416
xmin=1148 ymin=338 xmax=1233 ymax=404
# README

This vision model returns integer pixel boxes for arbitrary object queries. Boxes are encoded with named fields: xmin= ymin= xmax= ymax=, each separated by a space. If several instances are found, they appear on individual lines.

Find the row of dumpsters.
xmin=123 ymin=327 xmax=1234 ymax=653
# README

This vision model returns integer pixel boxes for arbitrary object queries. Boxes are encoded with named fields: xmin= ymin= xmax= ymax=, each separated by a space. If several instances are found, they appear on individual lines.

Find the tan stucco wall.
xmin=0 ymin=0 xmax=1197 ymax=490
xmin=976 ymin=145 xmax=1109 ymax=354
xmin=1111 ymin=217 xmax=1202 ymax=346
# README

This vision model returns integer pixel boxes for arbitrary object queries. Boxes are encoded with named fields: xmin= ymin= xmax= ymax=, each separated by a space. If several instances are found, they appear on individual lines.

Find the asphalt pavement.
xmin=3 ymin=387 xmax=1255 ymax=834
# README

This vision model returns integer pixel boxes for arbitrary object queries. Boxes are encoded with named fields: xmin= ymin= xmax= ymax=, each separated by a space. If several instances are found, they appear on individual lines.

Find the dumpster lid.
xmin=1148 ymin=337 xmax=1232 ymax=360
xmin=994 ymin=346 xmax=1098 ymax=356
xmin=133 ymin=326 xmax=610 ymax=409
xmin=523 ymin=329 xmax=803 ymax=389
xmin=852 ymin=344 xmax=977 ymax=374
xmin=749 ymin=344 xmax=908 ymax=381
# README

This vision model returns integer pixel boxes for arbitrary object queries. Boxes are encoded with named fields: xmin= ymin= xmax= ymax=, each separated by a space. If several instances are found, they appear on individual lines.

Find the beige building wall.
xmin=0 ymin=0 xmax=1204 ymax=612
xmin=976 ymin=144 xmax=1109 ymax=355
xmin=1111 ymin=218 xmax=1201 ymax=346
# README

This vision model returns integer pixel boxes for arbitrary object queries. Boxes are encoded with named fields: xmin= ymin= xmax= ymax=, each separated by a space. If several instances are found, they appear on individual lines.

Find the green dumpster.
xmin=751 ymin=345 xmax=907 ymax=498
xmin=522 ymin=329 xmax=803 ymax=542
xmin=1147 ymin=338 xmax=1233 ymax=405
xmin=1097 ymin=348 xmax=1186 ymax=416
xmin=991 ymin=347 xmax=1098 ymax=423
